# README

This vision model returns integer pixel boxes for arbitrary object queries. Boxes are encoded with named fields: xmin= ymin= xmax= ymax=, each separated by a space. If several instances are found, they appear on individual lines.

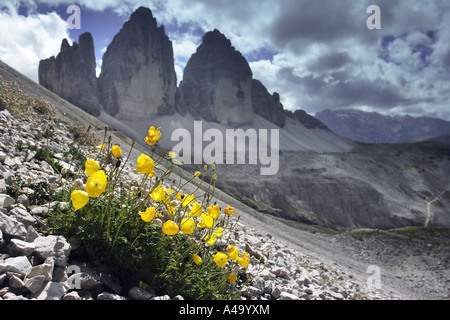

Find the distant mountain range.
xmin=315 ymin=109 xmax=450 ymax=143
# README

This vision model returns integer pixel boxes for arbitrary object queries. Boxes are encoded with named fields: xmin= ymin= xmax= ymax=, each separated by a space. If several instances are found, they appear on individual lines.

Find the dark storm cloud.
xmin=308 ymin=52 xmax=353 ymax=72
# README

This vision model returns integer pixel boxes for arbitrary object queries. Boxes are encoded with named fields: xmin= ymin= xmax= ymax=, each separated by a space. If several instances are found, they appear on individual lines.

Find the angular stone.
xmin=9 ymin=274 xmax=25 ymax=288
xmin=0 ymin=179 xmax=6 ymax=193
xmin=2 ymin=292 xmax=29 ymax=300
xmin=67 ymin=272 xmax=101 ymax=291
xmin=0 ymin=194 xmax=14 ymax=208
xmin=270 ymin=286 xmax=281 ymax=299
xmin=278 ymin=292 xmax=299 ymax=300
xmin=128 ymin=286 xmax=154 ymax=300
xmin=31 ymin=281 xmax=67 ymax=300
xmin=241 ymin=285 xmax=263 ymax=299
xmin=33 ymin=235 xmax=71 ymax=267
xmin=0 ymin=256 xmax=32 ymax=277
xmin=328 ymin=290 xmax=345 ymax=300
xmin=7 ymin=207 xmax=36 ymax=228
xmin=7 ymin=238 xmax=36 ymax=256
xmin=97 ymin=292 xmax=128 ymax=300
xmin=0 ymin=212 xmax=27 ymax=240
xmin=24 ymin=275 xmax=46 ymax=293
xmin=151 ymin=295 xmax=171 ymax=300
xmin=16 ymin=194 xmax=29 ymax=208
xmin=26 ymin=258 xmax=55 ymax=281
xmin=270 ymin=267 xmax=289 ymax=278
xmin=62 ymin=291 xmax=82 ymax=300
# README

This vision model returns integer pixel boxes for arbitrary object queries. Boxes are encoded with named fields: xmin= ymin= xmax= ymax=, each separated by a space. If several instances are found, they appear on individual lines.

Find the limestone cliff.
xmin=38 ymin=32 xmax=101 ymax=116
xmin=97 ymin=7 xmax=177 ymax=120
xmin=176 ymin=29 xmax=254 ymax=126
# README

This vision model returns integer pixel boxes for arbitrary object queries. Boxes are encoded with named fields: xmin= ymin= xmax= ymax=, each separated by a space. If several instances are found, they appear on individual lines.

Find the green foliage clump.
xmin=45 ymin=127 xmax=254 ymax=299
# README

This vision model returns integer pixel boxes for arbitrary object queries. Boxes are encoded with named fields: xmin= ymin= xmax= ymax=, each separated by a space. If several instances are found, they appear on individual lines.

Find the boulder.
xmin=33 ymin=235 xmax=71 ymax=267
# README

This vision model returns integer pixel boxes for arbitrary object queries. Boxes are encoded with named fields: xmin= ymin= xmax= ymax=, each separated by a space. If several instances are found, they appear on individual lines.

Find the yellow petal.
xmin=139 ymin=207 xmax=156 ymax=222
xmin=111 ymin=145 xmax=121 ymax=158
xmin=85 ymin=170 xmax=107 ymax=198
xmin=150 ymin=185 xmax=165 ymax=202
xmin=136 ymin=154 xmax=155 ymax=175
xmin=213 ymin=252 xmax=228 ymax=268
xmin=84 ymin=159 xmax=100 ymax=175
xmin=180 ymin=218 xmax=195 ymax=235
xmin=162 ymin=220 xmax=179 ymax=235
xmin=192 ymin=254 xmax=202 ymax=265
xmin=207 ymin=204 xmax=221 ymax=219
xmin=71 ymin=190 xmax=89 ymax=211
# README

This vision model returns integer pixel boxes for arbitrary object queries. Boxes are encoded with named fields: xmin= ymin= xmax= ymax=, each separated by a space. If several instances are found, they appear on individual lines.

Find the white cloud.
xmin=0 ymin=3 xmax=69 ymax=82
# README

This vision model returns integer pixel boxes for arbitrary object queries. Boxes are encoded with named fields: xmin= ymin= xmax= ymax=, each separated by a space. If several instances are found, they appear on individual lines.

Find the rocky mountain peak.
xmin=38 ymin=32 xmax=101 ymax=116
xmin=176 ymin=29 xmax=254 ymax=125
xmin=96 ymin=6 xmax=177 ymax=120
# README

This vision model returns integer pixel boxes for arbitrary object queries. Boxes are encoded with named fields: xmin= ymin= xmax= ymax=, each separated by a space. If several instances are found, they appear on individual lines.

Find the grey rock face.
xmin=176 ymin=29 xmax=254 ymax=125
xmin=291 ymin=109 xmax=329 ymax=130
xmin=251 ymin=79 xmax=287 ymax=128
xmin=98 ymin=7 xmax=177 ymax=120
xmin=39 ymin=32 xmax=101 ymax=116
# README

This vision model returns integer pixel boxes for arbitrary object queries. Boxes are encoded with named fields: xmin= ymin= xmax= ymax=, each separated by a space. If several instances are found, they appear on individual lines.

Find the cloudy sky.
xmin=1 ymin=0 xmax=449 ymax=120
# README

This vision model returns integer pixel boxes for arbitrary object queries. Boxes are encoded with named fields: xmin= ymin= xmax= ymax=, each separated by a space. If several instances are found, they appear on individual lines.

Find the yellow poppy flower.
xmin=224 ymin=205 xmax=236 ymax=216
xmin=238 ymin=252 xmax=250 ymax=267
xmin=85 ymin=170 xmax=107 ymax=198
xmin=199 ymin=212 xmax=214 ymax=229
xmin=167 ymin=205 xmax=176 ymax=215
xmin=180 ymin=218 xmax=195 ymax=235
xmin=84 ymin=159 xmax=100 ymax=175
xmin=139 ymin=207 xmax=156 ymax=222
xmin=194 ymin=171 xmax=201 ymax=177
xmin=204 ymin=234 xmax=217 ymax=246
xmin=71 ymin=190 xmax=89 ymax=211
xmin=111 ymin=145 xmax=121 ymax=158
xmin=162 ymin=220 xmax=179 ymax=235
xmin=150 ymin=185 xmax=165 ymax=202
xmin=238 ymin=257 xmax=249 ymax=268
xmin=213 ymin=252 xmax=228 ymax=268
xmin=181 ymin=194 xmax=195 ymax=207
xmin=213 ymin=227 xmax=224 ymax=238
xmin=188 ymin=202 xmax=202 ymax=217
xmin=145 ymin=126 xmax=162 ymax=146
xmin=241 ymin=252 xmax=250 ymax=261
xmin=227 ymin=245 xmax=239 ymax=261
xmin=207 ymin=204 xmax=221 ymax=219
xmin=229 ymin=274 xmax=238 ymax=284
xmin=192 ymin=254 xmax=202 ymax=265
xmin=136 ymin=154 xmax=155 ymax=175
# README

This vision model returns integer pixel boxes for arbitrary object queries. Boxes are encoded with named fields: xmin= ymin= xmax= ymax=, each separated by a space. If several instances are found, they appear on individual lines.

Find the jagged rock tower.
xmin=97 ymin=7 xmax=177 ymax=120
xmin=39 ymin=32 xmax=101 ymax=116
xmin=176 ymin=29 xmax=255 ymax=126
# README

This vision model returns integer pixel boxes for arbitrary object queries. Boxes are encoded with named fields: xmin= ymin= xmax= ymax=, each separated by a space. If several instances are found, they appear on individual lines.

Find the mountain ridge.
xmin=316 ymin=108 xmax=450 ymax=143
